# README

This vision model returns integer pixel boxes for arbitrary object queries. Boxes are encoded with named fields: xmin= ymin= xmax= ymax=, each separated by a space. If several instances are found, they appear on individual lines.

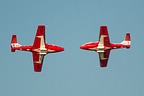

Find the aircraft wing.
xmin=32 ymin=52 xmax=45 ymax=72
xmin=33 ymin=25 xmax=45 ymax=49
xmin=99 ymin=26 xmax=111 ymax=47
xmin=98 ymin=50 xmax=110 ymax=67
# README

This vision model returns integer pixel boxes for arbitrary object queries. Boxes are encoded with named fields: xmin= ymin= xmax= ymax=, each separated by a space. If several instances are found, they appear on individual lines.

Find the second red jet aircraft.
xmin=80 ymin=26 xmax=131 ymax=67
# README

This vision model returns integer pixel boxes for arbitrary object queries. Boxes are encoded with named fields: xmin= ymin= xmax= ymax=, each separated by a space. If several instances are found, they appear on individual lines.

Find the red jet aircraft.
xmin=80 ymin=26 xmax=131 ymax=67
xmin=11 ymin=25 xmax=64 ymax=72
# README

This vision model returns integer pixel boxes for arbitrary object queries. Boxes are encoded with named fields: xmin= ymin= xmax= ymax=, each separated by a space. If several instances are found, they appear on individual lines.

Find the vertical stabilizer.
xmin=11 ymin=35 xmax=21 ymax=52
xmin=121 ymin=33 xmax=131 ymax=48
xmin=124 ymin=33 xmax=131 ymax=41
xmin=11 ymin=35 xmax=18 ymax=43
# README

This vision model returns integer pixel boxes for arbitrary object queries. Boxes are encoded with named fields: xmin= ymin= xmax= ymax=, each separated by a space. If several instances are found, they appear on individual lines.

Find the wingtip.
xmin=34 ymin=64 xmax=42 ymax=72
xmin=100 ymin=25 xmax=107 ymax=28
xmin=34 ymin=70 xmax=42 ymax=72
xmin=38 ymin=25 xmax=45 ymax=28
xmin=100 ymin=65 xmax=107 ymax=67
xmin=12 ymin=34 xmax=17 ymax=38
xmin=34 ymin=69 xmax=42 ymax=72
xmin=126 ymin=32 xmax=130 ymax=35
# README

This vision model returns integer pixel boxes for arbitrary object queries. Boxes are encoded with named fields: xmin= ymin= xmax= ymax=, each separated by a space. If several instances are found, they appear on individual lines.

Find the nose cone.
xmin=80 ymin=45 xmax=88 ymax=50
xmin=56 ymin=46 xmax=64 ymax=52
xmin=80 ymin=42 xmax=98 ymax=51
xmin=47 ymin=44 xmax=64 ymax=53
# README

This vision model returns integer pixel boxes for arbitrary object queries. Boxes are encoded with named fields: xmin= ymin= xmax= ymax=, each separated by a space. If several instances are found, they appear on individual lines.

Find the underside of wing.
xmin=32 ymin=52 xmax=45 ymax=72
xmin=99 ymin=26 xmax=111 ymax=47
xmin=98 ymin=50 xmax=110 ymax=67
xmin=33 ymin=25 xmax=45 ymax=49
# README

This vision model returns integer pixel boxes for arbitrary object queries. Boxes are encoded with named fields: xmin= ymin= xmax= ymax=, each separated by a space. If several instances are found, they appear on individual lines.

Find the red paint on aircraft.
xmin=80 ymin=26 xmax=131 ymax=67
xmin=11 ymin=25 xmax=64 ymax=72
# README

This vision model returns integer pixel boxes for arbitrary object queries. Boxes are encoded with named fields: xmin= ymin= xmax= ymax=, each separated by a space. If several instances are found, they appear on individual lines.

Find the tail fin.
xmin=11 ymin=35 xmax=21 ymax=52
xmin=121 ymin=33 xmax=131 ymax=48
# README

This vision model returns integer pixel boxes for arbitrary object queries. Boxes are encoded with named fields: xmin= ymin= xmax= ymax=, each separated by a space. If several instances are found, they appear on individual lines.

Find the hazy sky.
xmin=0 ymin=0 xmax=144 ymax=96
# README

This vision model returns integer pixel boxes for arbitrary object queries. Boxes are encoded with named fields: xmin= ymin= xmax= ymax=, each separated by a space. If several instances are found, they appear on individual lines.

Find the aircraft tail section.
xmin=121 ymin=33 xmax=131 ymax=48
xmin=11 ymin=35 xmax=21 ymax=52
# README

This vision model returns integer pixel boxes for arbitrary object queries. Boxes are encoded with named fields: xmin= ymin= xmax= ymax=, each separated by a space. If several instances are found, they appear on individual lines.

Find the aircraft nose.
xmin=56 ymin=46 xmax=64 ymax=52
xmin=80 ymin=45 xmax=87 ymax=50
